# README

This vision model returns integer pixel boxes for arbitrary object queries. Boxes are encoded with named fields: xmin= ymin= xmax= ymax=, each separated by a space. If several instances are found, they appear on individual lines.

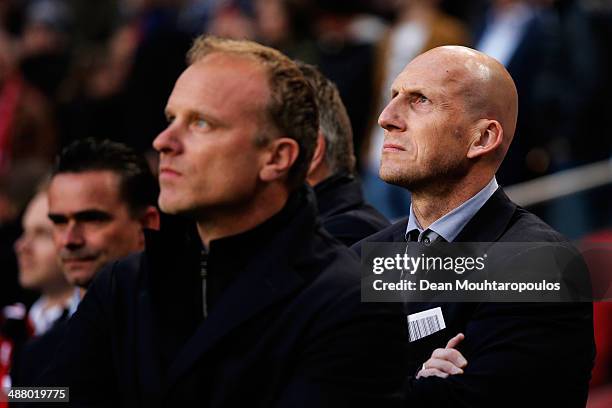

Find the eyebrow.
xmin=165 ymin=105 xmax=223 ymax=126
xmin=48 ymin=210 xmax=113 ymax=223
xmin=390 ymin=86 xmax=429 ymax=98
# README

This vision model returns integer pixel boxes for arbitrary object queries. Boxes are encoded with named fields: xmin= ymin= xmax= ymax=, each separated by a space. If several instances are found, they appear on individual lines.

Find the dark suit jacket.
xmin=353 ymin=188 xmax=595 ymax=407
xmin=41 ymin=190 xmax=408 ymax=407
xmin=11 ymin=313 xmax=69 ymax=387
xmin=315 ymin=174 xmax=390 ymax=246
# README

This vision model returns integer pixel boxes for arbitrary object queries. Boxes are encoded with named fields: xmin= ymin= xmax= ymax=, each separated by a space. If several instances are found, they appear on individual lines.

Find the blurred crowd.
xmin=0 ymin=0 xmax=611 ymax=404
xmin=0 ymin=0 xmax=610 ymax=219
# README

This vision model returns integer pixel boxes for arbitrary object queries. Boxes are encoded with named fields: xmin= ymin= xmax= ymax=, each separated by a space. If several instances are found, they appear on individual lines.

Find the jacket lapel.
xmin=392 ymin=218 xmax=409 ymax=242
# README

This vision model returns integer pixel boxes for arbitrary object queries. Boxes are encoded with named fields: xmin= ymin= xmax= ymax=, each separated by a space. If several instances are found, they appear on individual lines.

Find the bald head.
xmin=411 ymin=46 xmax=518 ymax=157
xmin=378 ymin=45 xmax=519 ymax=195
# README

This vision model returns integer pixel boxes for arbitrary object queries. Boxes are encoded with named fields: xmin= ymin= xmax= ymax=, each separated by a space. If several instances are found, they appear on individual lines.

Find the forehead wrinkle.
xmin=406 ymin=45 xmax=518 ymax=134
xmin=400 ymin=59 xmax=459 ymax=92
xmin=428 ymin=63 xmax=484 ymax=115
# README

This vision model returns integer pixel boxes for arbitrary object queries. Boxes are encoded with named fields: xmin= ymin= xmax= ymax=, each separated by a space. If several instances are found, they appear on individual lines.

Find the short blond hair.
xmin=188 ymin=36 xmax=318 ymax=189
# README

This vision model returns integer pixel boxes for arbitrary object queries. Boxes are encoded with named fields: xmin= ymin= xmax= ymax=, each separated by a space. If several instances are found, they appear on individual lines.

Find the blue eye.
xmin=417 ymin=95 xmax=429 ymax=103
xmin=191 ymin=118 xmax=210 ymax=130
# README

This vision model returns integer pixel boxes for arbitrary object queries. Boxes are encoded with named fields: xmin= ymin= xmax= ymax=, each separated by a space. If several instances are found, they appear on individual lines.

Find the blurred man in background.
xmin=15 ymin=187 xmax=72 ymax=336
xmin=9 ymin=186 xmax=72 ymax=386
xmin=298 ymin=61 xmax=389 ymax=246
xmin=0 ymin=162 xmax=49 ymax=399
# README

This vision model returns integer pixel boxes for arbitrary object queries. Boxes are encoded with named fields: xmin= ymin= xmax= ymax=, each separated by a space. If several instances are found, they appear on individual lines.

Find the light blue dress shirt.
xmin=68 ymin=287 xmax=81 ymax=317
xmin=405 ymin=177 xmax=499 ymax=243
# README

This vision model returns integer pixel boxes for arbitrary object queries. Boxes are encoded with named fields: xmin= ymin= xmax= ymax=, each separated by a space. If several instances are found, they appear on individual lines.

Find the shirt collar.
xmin=68 ymin=287 xmax=81 ymax=317
xmin=405 ymin=177 xmax=499 ymax=242
xmin=28 ymin=297 xmax=69 ymax=336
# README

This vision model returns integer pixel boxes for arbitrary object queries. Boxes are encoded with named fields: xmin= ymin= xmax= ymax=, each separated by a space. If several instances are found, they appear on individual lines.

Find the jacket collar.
xmin=453 ymin=187 xmax=517 ymax=243
xmin=314 ymin=173 xmax=365 ymax=217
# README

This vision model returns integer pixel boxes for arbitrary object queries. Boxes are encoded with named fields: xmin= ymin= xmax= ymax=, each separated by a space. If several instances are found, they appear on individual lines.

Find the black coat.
xmin=353 ymin=188 xmax=595 ymax=407
xmin=42 ymin=190 xmax=408 ymax=407
xmin=11 ymin=313 xmax=69 ymax=387
xmin=315 ymin=174 xmax=390 ymax=246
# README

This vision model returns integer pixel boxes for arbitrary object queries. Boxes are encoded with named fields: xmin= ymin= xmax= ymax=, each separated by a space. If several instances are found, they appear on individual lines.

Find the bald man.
xmin=354 ymin=46 xmax=594 ymax=407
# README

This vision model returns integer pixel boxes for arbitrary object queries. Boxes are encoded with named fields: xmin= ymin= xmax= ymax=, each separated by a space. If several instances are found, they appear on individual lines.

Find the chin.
xmin=18 ymin=277 xmax=36 ymax=290
xmin=380 ymin=167 xmax=415 ymax=188
xmin=158 ymin=195 xmax=180 ymax=214
xmin=159 ymin=193 xmax=202 ymax=216
xmin=65 ymin=268 xmax=95 ymax=288
xmin=70 ymin=275 xmax=95 ymax=288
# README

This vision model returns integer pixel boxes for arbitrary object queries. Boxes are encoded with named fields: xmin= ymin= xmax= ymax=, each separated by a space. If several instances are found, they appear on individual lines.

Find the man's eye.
xmin=49 ymin=216 xmax=67 ymax=225
xmin=416 ymin=95 xmax=429 ymax=104
xmin=194 ymin=118 xmax=209 ymax=129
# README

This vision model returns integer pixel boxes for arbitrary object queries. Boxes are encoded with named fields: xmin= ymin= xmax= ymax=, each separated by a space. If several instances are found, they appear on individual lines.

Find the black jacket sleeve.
xmin=37 ymin=263 xmax=118 ymax=407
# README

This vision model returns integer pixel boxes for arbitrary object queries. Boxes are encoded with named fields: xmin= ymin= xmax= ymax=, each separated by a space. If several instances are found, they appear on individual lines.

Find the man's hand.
xmin=416 ymin=333 xmax=467 ymax=379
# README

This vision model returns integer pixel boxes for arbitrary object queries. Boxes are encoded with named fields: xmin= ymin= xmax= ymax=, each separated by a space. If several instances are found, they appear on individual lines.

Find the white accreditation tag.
xmin=407 ymin=307 xmax=446 ymax=342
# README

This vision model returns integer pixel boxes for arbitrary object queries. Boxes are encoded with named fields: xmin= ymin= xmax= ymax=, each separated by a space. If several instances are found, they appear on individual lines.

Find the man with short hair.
xmin=298 ymin=62 xmax=389 ymax=246
xmin=43 ymin=37 xmax=407 ymax=407
xmin=48 ymin=138 xmax=160 ymax=291
xmin=354 ymin=46 xmax=594 ymax=407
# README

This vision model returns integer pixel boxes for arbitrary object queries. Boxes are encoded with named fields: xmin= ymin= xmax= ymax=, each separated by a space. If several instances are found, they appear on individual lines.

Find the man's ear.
xmin=136 ymin=206 xmax=160 ymax=248
xmin=467 ymin=119 xmax=504 ymax=159
xmin=139 ymin=206 xmax=161 ymax=231
xmin=307 ymin=133 xmax=326 ymax=178
xmin=259 ymin=137 xmax=300 ymax=182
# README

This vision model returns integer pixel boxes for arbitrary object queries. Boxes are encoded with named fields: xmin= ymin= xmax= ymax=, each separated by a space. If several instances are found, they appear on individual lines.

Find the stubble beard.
xmin=379 ymin=157 xmax=471 ymax=195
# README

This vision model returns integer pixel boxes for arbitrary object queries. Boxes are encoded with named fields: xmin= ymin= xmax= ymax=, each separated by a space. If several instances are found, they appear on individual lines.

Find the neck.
xmin=306 ymin=165 xmax=331 ymax=187
xmin=411 ymin=173 xmax=492 ymax=229
xmin=41 ymin=286 xmax=73 ymax=310
xmin=196 ymin=186 xmax=289 ymax=247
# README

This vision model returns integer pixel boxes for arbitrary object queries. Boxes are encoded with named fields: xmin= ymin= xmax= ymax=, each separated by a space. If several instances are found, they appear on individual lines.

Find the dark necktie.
xmin=403 ymin=230 xmax=447 ymax=277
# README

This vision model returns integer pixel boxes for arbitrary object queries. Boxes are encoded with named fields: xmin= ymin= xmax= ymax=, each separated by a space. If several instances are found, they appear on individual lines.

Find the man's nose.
xmin=153 ymin=123 xmax=183 ymax=155
xmin=62 ymin=222 xmax=85 ymax=249
xmin=378 ymin=100 xmax=406 ymax=132
xmin=14 ymin=234 xmax=29 ymax=255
